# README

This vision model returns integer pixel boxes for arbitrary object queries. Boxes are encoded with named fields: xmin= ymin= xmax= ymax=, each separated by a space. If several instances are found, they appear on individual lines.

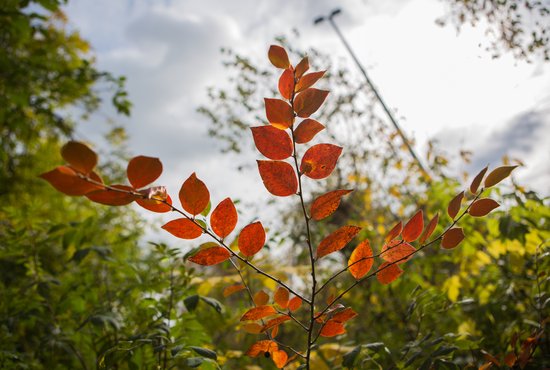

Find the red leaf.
xmin=61 ymin=141 xmax=97 ymax=174
xmin=484 ymin=165 xmax=518 ymax=188
xmin=210 ymin=198 xmax=238 ymax=238
xmin=295 ymin=56 xmax=309 ymax=78
xmin=317 ymin=225 xmax=362 ymax=258
xmin=251 ymin=126 xmax=293 ymax=160
xmin=310 ymin=189 xmax=352 ymax=221
xmin=162 ymin=218 xmax=203 ymax=239
xmin=268 ymin=45 xmax=290 ymax=69
xmin=419 ymin=213 xmax=439 ymax=244
xmin=470 ymin=166 xmax=488 ymax=194
xmin=381 ymin=239 xmax=416 ymax=264
xmin=40 ymin=166 xmax=103 ymax=196
xmin=295 ymin=71 xmax=325 ymax=93
xmin=288 ymin=296 xmax=302 ymax=311
xmin=223 ymin=284 xmax=245 ymax=297
xmin=469 ymin=198 xmax=500 ymax=217
xmin=376 ymin=262 xmax=403 ymax=284
xmin=300 ymin=143 xmax=342 ymax=179
xmin=86 ymin=184 xmax=136 ymax=206
xmin=294 ymin=88 xmax=329 ymax=118
xmin=332 ymin=308 xmax=358 ymax=323
xmin=278 ymin=68 xmax=294 ymax=100
xmin=241 ymin=305 xmax=277 ymax=321
xmin=402 ymin=210 xmax=424 ymax=242
xmin=441 ymin=227 xmax=465 ymax=249
xmin=385 ymin=221 xmax=403 ymax=243
xmin=264 ymin=98 xmax=294 ymax=130
xmin=257 ymin=160 xmax=297 ymax=197
xmin=136 ymin=194 xmax=172 ymax=213
xmin=188 ymin=246 xmax=230 ymax=266
xmin=294 ymin=119 xmax=325 ymax=144
xmin=319 ymin=320 xmax=346 ymax=337
xmin=447 ymin=191 xmax=464 ymax=219
xmin=238 ymin=222 xmax=266 ymax=257
xmin=261 ymin=315 xmax=290 ymax=332
xmin=348 ymin=240 xmax=373 ymax=279
xmin=127 ymin=156 xmax=162 ymax=189
xmin=272 ymin=349 xmax=288 ymax=368
xmin=179 ymin=173 xmax=210 ymax=215
xmin=274 ymin=287 xmax=289 ymax=309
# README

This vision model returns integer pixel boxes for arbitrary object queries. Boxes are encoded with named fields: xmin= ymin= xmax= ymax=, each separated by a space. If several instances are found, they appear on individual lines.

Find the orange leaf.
xmin=332 ymin=308 xmax=358 ymax=323
xmin=484 ymin=165 xmax=518 ymax=188
xmin=441 ymin=227 xmax=465 ymax=249
xmin=381 ymin=240 xmax=416 ymax=264
xmin=376 ymin=262 xmax=403 ymax=284
xmin=402 ymin=210 xmax=424 ymax=242
xmin=268 ymin=45 xmax=290 ymax=69
xmin=348 ymin=240 xmax=373 ymax=279
xmin=469 ymin=198 xmax=500 ymax=217
xmin=257 ymin=160 xmax=297 ymax=197
xmin=419 ymin=213 xmax=439 ymax=244
xmin=61 ymin=141 xmax=98 ymax=174
xmin=223 ymin=283 xmax=245 ymax=297
xmin=504 ymin=352 xmax=517 ymax=367
xmin=294 ymin=88 xmax=329 ymax=118
xmin=261 ymin=315 xmax=290 ymax=332
xmin=447 ymin=191 xmax=464 ymax=219
xmin=253 ymin=290 xmax=270 ymax=306
xmin=271 ymin=324 xmax=279 ymax=338
xmin=278 ymin=68 xmax=295 ymax=100
xmin=272 ymin=349 xmax=288 ymax=368
xmin=264 ymin=98 xmax=294 ymax=130
xmin=319 ymin=320 xmax=346 ymax=337
xmin=127 ymin=156 xmax=162 ymax=189
xmin=294 ymin=119 xmax=325 ymax=144
xmin=310 ymin=189 xmax=352 ymax=221
xmin=274 ymin=287 xmax=289 ymax=309
xmin=188 ymin=246 xmax=230 ymax=266
xmin=241 ymin=305 xmax=277 ymax=321
xmin=162 ymin=218 xmax=203 ymax=239
xmin=288 ymin=296 xmax=302 ymax=311
xmin=295 ymin=56 xmax=309 ymax=78
xmin=242 ymin=323 xmax=263 ymax=334
xmin=246 ymin=340 xmax=278 ymax=357
xmin=40 ymin=166 xmax=103 ymax=196
xmin=210 ymin=198 xmax=238 ymax=238
xmin=300 ymin=143 xmax=342 ymax=179
xmin=251 ymin=126 xmax=293 ymax=160
xmin=86 ymin=185 xmax=136 ymax=206
xmin=136 ymin=194 xmax=172 ymax=213
xmin=238 ymin=222 xmax=266 ymax=257
xmin=316 ymin=225 xmax=362 ymax=258
xmin=295 ymin=71 xmax=325 ymax=93
xmin=385 ymin=221 xmax=403 ymax=243
xmin=469 ymin=166 xmax=488 ymax=194
xmin=179 ymin=173 xmax=210 ymax=216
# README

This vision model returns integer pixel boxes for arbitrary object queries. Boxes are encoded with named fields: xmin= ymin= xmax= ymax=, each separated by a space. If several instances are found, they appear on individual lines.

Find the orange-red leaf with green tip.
xmin=162 ymin=218 xmax=203 ymax=239
xmin=86 ymin=184 xmax=136 ymax=205
xmin=274 ymin=287 xmax=289 ymax=309
xmin=61 ymin=141 xmax=98 ymax=174
xmin=316 ymin=225 xmax=362 ymax=258
xmin=188 ymin=246 xmax=230 ymax=266
xmin=241 ymin=305 xmax=277 ymax=321
xmin=223 ymin=284 xmax=245 ymax=297
xmin=264 ymin=98 xmax=294 ymax=130
xmin=278 ymin=68 xmax=294 ymax=100
xmin=294 ymin=88 xmax=329 ymax=118
xmin=469 ymin=198 xmax=500 ymax=217
xmin=348 ymin=240 xmax=373 ymax=279
xmin=136 ymin=194 xmax=172 ymax=213
xmin=484 ymin=165 xmax=518 ymax=188
xmin=288 ymin=296 xmax=302 ymax=311
xmin=238 ymin=221 xmax=266 ymax=257
xmin=376 ymin=262 xmax=403 ymax=284
xmin=385 ymin=221 xmax=403 ymax=242
xmin=470 ymin=166 xmax=488 ymax=194
xmin=310 ymin=189 xmax=352 ymax=221
xmin=257 ymin=160 xmax=297 ymax=197
xmin=210 ymin=198 xmax=238 ymax=238
xmin=300 ymin=143 xmax=342 ymax=179
xmin=268 ymin=45 xmax=290 ymax=69
xmin=294 ymin=119 xmax=325 ymax=144
xmin=251 ymin=126 xmax=293 ymax=160
xmin=420 ymin=213 xmax=439 ymax=244
xmin=179 ymin=173 xmax=210 ymax=216
xmin=295 ymin=71 xmax=325 ymax=93
xmin=319 ymin=320 xmax=346 ymax=337
xmin=40 ymin=166 xmax=103 ymax=196
xmin=441 ymin=227 xmax=465 ymax=249
xmin=272 ymin=349 xmax=288 ymax=368
xmin=447 ymin=191 xmax=464 ymax=219
xmin=295 ymin=56 xmax=309 ymax=78
xmin=381 ymin=240 xmax=416 ymax=264
xmin=127 ymin=156 xmax=162 ymax=189
xmin=332 ymin=308 xmax=358 ymax=323
xmin=402 ymin=210 xmax=424 ymax=242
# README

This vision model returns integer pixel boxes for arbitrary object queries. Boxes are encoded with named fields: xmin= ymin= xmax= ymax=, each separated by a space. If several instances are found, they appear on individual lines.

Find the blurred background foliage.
xmin=1 ymin=0 xmax=548 ymax=369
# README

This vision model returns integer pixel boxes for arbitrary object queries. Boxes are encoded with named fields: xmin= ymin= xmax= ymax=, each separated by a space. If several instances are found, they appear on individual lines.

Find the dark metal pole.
xmin=314 ymin=9 xmax=430 ymax=178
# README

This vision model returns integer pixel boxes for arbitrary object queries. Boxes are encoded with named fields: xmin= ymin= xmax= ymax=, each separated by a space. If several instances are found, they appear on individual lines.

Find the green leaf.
xmin=200 ymin=296 xmax=223 ymax=314
xmin=184 ymin=295 xmax=200 ymax=312
xmin=190 ymin=346 xmax=217 ymax=360
xmin=186 ymin=357 xmax=204 ymax=368
xmin=342 ymin=346 xmax=361 ymax=368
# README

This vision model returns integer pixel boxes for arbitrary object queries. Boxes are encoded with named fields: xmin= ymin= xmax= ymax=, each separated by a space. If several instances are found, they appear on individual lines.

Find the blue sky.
xmin=63 ymin=0 xmax=549 ymax=241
